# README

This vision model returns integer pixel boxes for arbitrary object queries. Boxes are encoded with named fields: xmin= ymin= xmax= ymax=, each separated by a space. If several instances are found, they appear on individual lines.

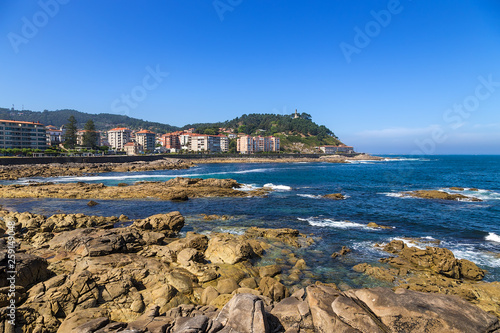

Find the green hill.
xmin=0 ymin=108 xmax=180 ymax=133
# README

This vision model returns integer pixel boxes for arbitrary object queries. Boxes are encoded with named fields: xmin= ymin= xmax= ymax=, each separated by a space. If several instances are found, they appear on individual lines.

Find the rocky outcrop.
xmin=244 ymin=227 xmax=314 ymax=248
xmin=0 ymin=158 xmax=194 ymax=180
xmin=205 ymin=234 xmax=256 ymax=265
xmin=0 ymin=177 xmax=269 ymax=200
xmin=354 ymin=240 xmax=500 ymax=318
xmin=322 ymin=193 xmax=345 ymax=200
xmin=133 ymin=211 xmax=185 ymax=237
xmin=406 ymin=190 xmax=481 ymax=201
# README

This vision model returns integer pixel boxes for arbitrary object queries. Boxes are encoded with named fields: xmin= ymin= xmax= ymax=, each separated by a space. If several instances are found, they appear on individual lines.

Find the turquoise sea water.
xmin=2 ymin=155 xmax=500 ymax=287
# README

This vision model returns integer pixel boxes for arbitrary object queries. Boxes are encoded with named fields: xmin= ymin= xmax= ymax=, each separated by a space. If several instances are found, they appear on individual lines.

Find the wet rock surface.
xmin=0 ymin=158 xmax=194 ymax=180
xmin=1 ymin=208 xmax=499 ymax=332
xmin=0 ymin=177 xmax=270 ymax=200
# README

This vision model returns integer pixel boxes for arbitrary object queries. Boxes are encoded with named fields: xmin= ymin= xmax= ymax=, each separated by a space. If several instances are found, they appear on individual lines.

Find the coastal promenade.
xmin=0 ymin=153 xmax=359 ymax=166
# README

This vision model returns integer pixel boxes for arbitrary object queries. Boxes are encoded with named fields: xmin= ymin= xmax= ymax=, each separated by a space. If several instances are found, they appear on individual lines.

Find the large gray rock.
xmin=217 ymin=293 xmax=270 ymax=333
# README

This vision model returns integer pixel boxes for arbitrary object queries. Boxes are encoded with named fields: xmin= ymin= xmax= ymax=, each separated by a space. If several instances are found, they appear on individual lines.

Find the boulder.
xmin=0 ymin=251 xmax=50 ymax=289
xmin=205 ymin=234 xmax=255 ymax=265
xmin=259 ymin=277 xmax=289 ymax=302
xmin=133 ymin=211 xmax=185 ymax=236
xmin=217 ymin=293 xmax=270 ymax=333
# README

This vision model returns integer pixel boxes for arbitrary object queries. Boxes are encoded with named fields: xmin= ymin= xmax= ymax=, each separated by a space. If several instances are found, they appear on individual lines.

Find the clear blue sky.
xmin=1 ymin=0 xmax=500 ymax=154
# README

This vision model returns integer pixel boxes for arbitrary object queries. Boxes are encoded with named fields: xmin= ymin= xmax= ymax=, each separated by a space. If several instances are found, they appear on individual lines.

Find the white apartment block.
xmin=108 ymin=127 xmax=131 ymax=150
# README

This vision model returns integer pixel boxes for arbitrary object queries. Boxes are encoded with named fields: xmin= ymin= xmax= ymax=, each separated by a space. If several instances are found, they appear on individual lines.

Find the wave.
xmin=263 ymin=183 xmax=292 ymax=191
xmin=441 ymin=188 xmax=500 ymax=201
xmin=486 ymin=232 xmax=500 ymax=243
xmin=297 ymin=194 xmax=323 ymax=199
xmin=298 ymin=217 xmax=372 ymax=230
xmin=26 ymin=167 xmax=275 ymax=183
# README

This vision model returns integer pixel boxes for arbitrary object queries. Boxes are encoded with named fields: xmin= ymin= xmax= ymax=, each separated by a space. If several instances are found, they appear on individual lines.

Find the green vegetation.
xmin=82 ymin=120 xmax=98 ymax=148
xmin=63 ymin=116 xmax=78 ymax=148
xmin=0 ymin=108 xmax=179 ymax=133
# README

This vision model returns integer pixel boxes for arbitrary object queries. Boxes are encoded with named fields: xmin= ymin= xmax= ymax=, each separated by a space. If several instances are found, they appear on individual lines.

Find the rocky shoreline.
xmin=0 ymin=177 xmax=270 ymax=201
xmin=0 ymin=158 xmax=194 ymax=181
xmin=1 ymin=209 xmax=499 ymax=332
xmin=189 ymin=153 xmax=383 ymax=165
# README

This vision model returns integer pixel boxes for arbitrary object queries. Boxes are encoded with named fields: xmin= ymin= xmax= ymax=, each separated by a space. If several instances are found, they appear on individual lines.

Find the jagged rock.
xmin=331 ymin=246 xmax=351 ymax=259
xmin=259 ymin=277 xmax=289 ymax=302
xmin=259 ymin=264 xmax=282 ymax=278
xmin=201 ymin=286 xmax=220 ymax=305
xmin=133 ymin=211 xmax=185 ymax=236
xmin=0 ymin=251 xmax=50 ymax=289
xmin=87 ymin=200 xmax=99 ymax=207
xmin=217 ymin=293 xmax=270 ymax=333
xmin=271 ymin=295 xmax=314 ymax=332
xmin=367 ymin=222 xmax=392 ymax=229
xmin=205 ymin=234 xmax=255 ymax=265
xmin=322 ymin=193 xmax=345 ymax=200
xmin=339 ymin=288 xmax=500 ymax=333
xmin=56 ymin=308 xmax=109 ymax=333
xmin=244 ymin=227 xmax=313 ymax=248
xmin=407 ymin=190 xmax=481 ymax=201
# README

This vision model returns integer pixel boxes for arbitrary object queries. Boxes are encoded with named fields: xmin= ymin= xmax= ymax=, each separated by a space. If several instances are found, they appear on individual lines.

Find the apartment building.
xmin=0 ymin=120 xmax=47 ymax=149
xmin=135 ymin=130 xmax=156 ymax=152
xmin=319 ymin=145 xmax=354 ymax=154
xmin=237 ymin=135 xmax=280 ymax=154
xmin=190 ymin=134 xmax=229 ymax=153
xmin=108 ymin=127 xmax=131 ymax=150
xmin=161 ymin=132 xmax=182 ymax=150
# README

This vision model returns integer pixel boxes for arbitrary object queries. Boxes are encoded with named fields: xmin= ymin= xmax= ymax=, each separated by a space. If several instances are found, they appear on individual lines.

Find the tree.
xmin=64 ymin=116 xmax=77 ymax=148
xmin=82 ymin=120 xmax=98 ymax=148
xmin=229 ymin=138 xmax=237 ymax=153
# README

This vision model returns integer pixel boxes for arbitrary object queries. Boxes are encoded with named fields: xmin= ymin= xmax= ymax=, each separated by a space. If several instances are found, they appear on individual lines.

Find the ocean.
xmin=2 ymin=155 xmax=500 ymax=288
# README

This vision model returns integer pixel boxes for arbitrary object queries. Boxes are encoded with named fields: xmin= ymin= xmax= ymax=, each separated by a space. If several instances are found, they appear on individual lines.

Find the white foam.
xmin=236 ymin=184 xmax=259 ymax=191
xmin=297 ymin=194 xmax=323 ymax=199
xmin=486 ymin=232 xmax=500 ymax=243
xmin=263 ymin=183 xmax=292 ymax=191
xmin=299 ymin=217 xmax=371 ymax=230
xmin=441 ymin=188 xmax=500 ymax=201
xmin=22 ymin=167 xmax=275 ymax=183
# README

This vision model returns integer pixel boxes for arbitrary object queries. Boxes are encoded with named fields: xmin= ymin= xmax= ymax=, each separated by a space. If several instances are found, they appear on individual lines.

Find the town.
xmin=0 ymin=115 xmax=354 ymax=156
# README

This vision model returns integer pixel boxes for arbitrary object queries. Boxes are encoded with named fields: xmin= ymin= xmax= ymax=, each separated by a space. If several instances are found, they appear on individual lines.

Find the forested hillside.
xmin=0 ymin=108 xmax=180 ymax=133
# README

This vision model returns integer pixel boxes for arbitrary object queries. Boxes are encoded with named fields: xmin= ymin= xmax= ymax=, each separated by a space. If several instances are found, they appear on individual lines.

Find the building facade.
xmin=237 ymin=135 xmax=280 ymax=154
xmin=45 ymin=125 xmax=64 ymax=146
xmin=135 ymin=130 xmax=156 ymax=152
xmin=319 ymin=145 xmax=354 ymax=154
xmin=123 ymin=141 xmax=141 ymax=155
xmin=190 ymin=134 xmax=229 ymax=153
xmin=108 ymin=127 xmax=131 ymax=150
xmin=161 ymin=132 xmax=182 ymax=150
xmin=0 ymin=120 xmax=47 ymax=149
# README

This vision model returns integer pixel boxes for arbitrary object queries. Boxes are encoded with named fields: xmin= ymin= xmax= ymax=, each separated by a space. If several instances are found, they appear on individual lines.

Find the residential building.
xmin=320 ymin=145 xmax=354 ymax=154
xmin=161 ymin=132 xmax=182 ymax=150
xmin=135 ymin=130 xmax=156 ymax=152
xmin=189 ymin=134 xmax=229 ymax=153
xmin=237 ymin=135 xmax=280 ymax=154
xmin=76 ymin=130 xmax=101 ymax=147
xmin=0 ymin=120 xmax=47 ymax=149
xmin=237 ymin=135 xmax=254 ymax=154
xmin=108 ymin=127 xmax=131 ymax=150
xmin=179 ymin=133 xmax=192 ymax=150
xmin=123 ymin=141 xmax=141 ymax=155
xmin=45 ymin=125 xmax=64 ymax=146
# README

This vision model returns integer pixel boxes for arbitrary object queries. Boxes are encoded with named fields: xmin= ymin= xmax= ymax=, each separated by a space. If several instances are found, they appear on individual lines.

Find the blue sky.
xmin=1 ymin=0 xmax=500 ymax=154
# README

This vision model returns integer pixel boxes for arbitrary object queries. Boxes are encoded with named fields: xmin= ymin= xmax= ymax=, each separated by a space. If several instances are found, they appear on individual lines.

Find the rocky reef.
xmin=406 ymin=190 xmax=482 ymax=201
xmin=0 ymin=177 xmax=269 ymax=201
xmin=354 ymin=239 xmax=500 ymax=318
xmin=0 ymin=158 xmax=193 ymax=180
xmin=1 ymin=209 xmax=499 ymax=332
